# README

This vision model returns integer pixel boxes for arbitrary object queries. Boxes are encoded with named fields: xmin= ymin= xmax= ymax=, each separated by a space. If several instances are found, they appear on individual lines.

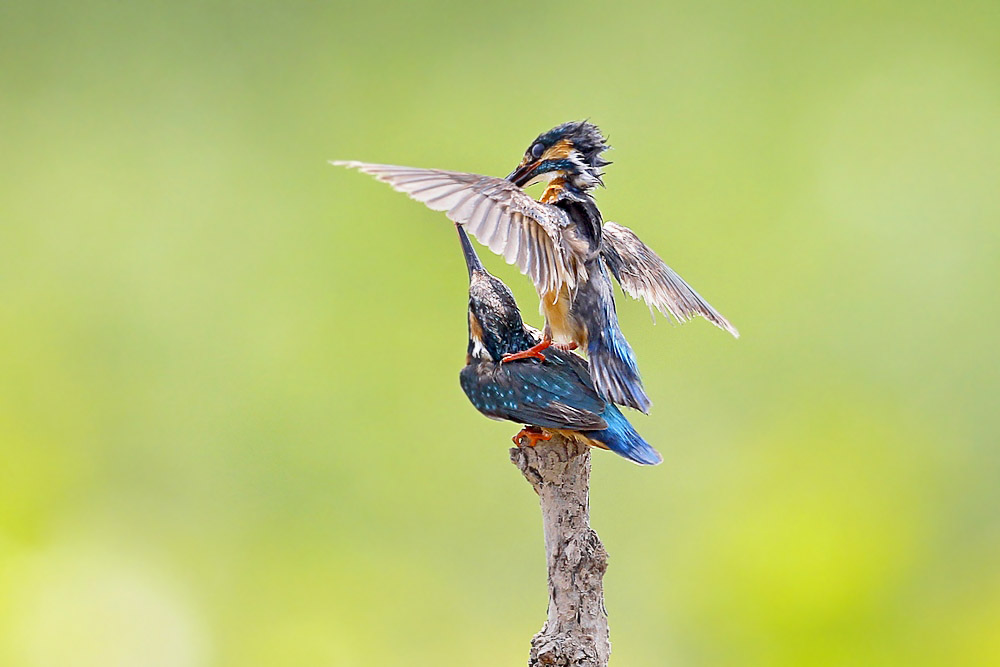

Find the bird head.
xmin=457 ymin=225 xmax=532 ymax=361
xmin=507 ymin=121 xmax=611 ymax=191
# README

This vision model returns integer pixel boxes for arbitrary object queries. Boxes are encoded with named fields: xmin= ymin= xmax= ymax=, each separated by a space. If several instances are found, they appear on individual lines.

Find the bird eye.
xmin=530 ymin=143 xmax=545 ymax=159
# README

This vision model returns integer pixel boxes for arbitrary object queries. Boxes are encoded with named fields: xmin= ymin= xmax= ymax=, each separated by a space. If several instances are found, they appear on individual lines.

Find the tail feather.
xmin=577 ymin=259 xmax=651 ymax=413
xmin=588 ymin=327 xmax=652 ymax=413
xmin=586 ymin=406 xmax=661 ymax=465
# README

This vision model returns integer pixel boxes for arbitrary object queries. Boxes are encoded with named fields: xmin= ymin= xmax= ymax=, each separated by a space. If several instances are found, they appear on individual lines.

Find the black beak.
xmin=456 ymin=223 xmax=484 ymax=280
xmin=506 ymin=160 xmax=539 ymax=188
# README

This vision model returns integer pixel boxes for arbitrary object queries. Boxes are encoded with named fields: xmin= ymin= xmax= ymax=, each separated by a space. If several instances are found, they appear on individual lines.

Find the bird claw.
xmin=513 ymin=426 xmax=552 ymax=448
xmin=501 ymin=340 xmax=551 ymax=363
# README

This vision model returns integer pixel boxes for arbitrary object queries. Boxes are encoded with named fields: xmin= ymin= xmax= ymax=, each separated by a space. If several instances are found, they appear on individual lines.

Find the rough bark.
xmin=510 ymin=434 xmax=611 ymax=667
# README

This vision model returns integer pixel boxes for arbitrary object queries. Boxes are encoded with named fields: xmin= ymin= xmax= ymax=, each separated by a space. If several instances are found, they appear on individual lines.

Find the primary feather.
xmin=332 ymin=161 xmax=581 ymax=296
xmin=601 ymin=222 xmax=739 ymax=337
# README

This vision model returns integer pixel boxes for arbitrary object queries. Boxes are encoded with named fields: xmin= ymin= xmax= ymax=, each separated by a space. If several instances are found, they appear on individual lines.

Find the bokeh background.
xmin=2 ymin=1 xmax=999 ymax=665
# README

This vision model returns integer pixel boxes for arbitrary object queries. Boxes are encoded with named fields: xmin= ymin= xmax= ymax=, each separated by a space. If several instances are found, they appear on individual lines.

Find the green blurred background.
xmin=2 ymin=1 xmax=999 ymax=665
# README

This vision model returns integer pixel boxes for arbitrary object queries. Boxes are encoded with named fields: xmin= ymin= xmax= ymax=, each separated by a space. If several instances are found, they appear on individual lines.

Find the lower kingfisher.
xmin=455 ymin=223 xmax=661 ymax=466
xmin=334 ymin=121 xmax=737 ymax=414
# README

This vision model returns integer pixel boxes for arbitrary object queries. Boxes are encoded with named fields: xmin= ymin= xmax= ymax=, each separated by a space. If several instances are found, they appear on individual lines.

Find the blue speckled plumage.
xmin=456 ymin=224 xmax=661 ymax=466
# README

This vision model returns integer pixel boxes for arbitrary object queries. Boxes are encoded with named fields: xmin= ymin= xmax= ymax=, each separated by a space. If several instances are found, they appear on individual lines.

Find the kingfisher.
xmin=455 ymin=222 xmax=661 ymax=466
xmin=334 ymin=121 xmax=737 ymax=413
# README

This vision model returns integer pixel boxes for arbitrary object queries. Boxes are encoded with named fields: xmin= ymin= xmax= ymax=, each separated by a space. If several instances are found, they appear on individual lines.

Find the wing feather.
xmin=447 ymin=189 xmax=481 ymax=221
xmin=489 ymin=214 xmax=511 ymax=255
xmin=544 ymin=239 xmax=560 ymax=294
xmin=601 ymin=222 xmax=739 ymax=337
xmin=528 ymin=223 xmax=544 ymax=291
xmin=515 ymin=218 xmax=532 ymax=270
xmin=423 ymin=184 xmax=471 ymax=208
xmin=502 ymin=216 xmax=522 ymax=263
xmin=464 ymin=195 xmax=491 ymax=237
xmin=482 ymin=203 xmax=506 ymax=250
xmin=459 ymin=361 xmax=609 ymax=431
xmin=332 ymin=161 xmax=578 ymax=293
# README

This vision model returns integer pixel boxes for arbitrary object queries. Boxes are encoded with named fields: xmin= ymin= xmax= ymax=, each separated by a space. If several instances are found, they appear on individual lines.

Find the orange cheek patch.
xmin=542 ymin=139 xmax=574 ymax=160
xmin=469 ymin=311 xmax=485 ymax=342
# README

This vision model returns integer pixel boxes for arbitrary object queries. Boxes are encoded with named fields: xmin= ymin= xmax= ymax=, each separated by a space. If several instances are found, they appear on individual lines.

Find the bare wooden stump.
xmin=510 ymin=434 xmax=611 ymax=667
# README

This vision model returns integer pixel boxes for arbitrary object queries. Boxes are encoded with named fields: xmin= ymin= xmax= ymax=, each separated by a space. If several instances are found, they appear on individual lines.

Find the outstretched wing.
xmin=333 ymin=161 xmax=579 ymax=295
xmin=601 ymin=222 xmax=739 ymax=337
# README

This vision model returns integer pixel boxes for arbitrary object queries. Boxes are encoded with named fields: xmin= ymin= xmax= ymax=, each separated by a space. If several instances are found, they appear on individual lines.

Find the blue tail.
xmin=579 ymin=262 xmax=652 ymax=413
xmin=588 ymin=324 xmax=651 ymax=414
xmin=585 ymin=405 xmax=662 ymax=466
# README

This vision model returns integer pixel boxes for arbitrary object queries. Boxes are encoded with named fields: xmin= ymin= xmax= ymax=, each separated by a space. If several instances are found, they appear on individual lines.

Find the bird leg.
xmin=501 ymin=339 xmax=551 ymax=363
xmin=501 ymin=338 xmax=578 ymax=364
xmin=512 ymin=426 xmax=552 ymax=448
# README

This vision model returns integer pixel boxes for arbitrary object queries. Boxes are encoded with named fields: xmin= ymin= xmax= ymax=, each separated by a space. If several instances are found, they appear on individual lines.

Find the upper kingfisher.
xmin=455 ymin=222 xmax=661 ymax=466
xmin=334 ymin=121 xmax=738 ymax=413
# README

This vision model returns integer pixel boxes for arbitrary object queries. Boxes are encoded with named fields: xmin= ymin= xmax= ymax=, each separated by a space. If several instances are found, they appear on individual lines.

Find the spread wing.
xmin=601 ymin=222 xmax=739 ymax=337
xmin=332 ymin=161 xmax=578 ymax=295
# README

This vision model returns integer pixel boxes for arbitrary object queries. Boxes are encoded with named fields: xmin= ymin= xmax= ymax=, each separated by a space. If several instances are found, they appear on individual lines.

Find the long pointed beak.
xmin=506 ymin=160 xmax=539 ymax=187
xmin=456 ymin=224 xmax=484 ymax=280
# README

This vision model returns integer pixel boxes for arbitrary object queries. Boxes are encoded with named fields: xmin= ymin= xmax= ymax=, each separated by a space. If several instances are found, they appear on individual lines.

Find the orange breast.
xmin=541 ymin=177 xmax=567 ymax=204
xmin=539 ymin=286 xmax=585 ymax=345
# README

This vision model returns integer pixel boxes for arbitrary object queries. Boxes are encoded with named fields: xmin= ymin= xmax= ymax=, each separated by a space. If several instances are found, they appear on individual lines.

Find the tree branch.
xmin=510 ymin=434 xmax=611 ymax=667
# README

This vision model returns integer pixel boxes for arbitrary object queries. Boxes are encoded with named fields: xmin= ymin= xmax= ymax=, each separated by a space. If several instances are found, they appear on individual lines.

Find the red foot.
xmin=552 ymin=341 xmax=578 ymax=351
xmin=512 ymin=426 xmax=552 ymax=448
xmin=501 ymin=339 xmax=551 ymax=363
